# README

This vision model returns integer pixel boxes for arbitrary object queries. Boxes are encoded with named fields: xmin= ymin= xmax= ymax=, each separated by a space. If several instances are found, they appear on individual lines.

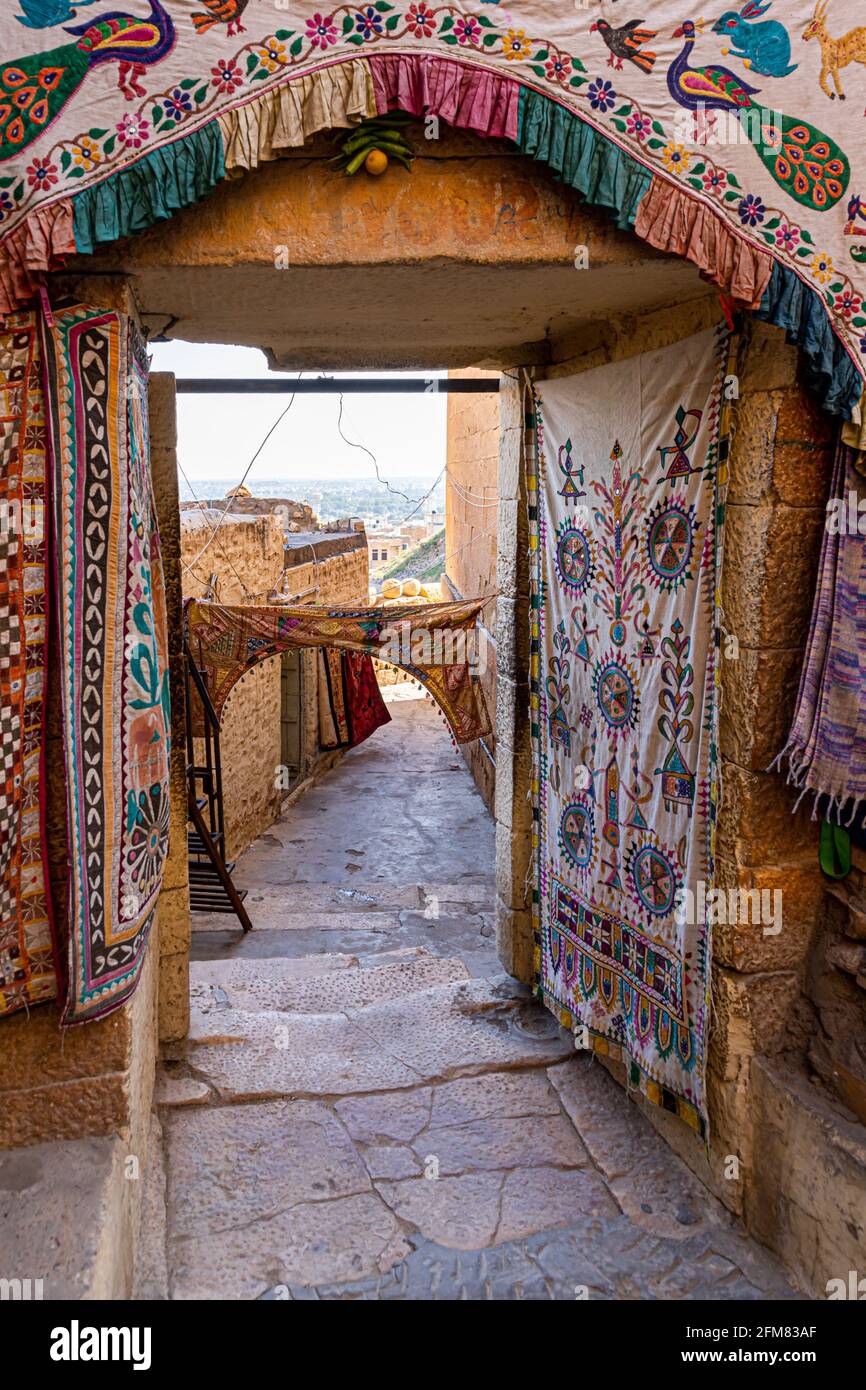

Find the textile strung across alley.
xmin=774 ymin=441 xmax=866 ymax=820
xmin=41 ymin=305 xmax=171 ymax=1024
xmin=531 ymin=324 xmax=734 ymax=1135
xmin=0 ymin=310 xmax=57 ymax=1018
xmin=0 ymin=4 xmax=864 ymax=428
xmin=186 ymin=597 xmax=491 ymax=744
xmin=318 ymin=648 xmax=392 ymax=750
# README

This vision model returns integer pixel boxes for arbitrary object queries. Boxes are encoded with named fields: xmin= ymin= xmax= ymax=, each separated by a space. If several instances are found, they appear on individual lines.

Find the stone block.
xmin=712 ymin=858 xmax=823 ymax=973
xmin=495 ymin=820 xmax=531 ymax=912
xmin=719 ymin=644 xmax=803 ymax=771
xmin=158 ymin=951 xmax=190 ymax=1045
xmin=721 ymin=503 xmax=824 ymax=649
xmin=495 ymin=899 xmax=534 ymax=983
xmin=495 ymin=596 xmax=530 ymax=679
xmin=738 ymin=322 xmax=799 ymax=393
xmin=715 ymin=761 xmax=818 ymax=869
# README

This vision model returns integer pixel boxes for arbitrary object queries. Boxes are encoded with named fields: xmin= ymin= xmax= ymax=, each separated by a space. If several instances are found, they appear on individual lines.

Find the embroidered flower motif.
xmin=702 ymin=168 xmax=727 ymax=197
xmin=211 ymin=59 xmax=243 ymax=93
xmin=626 ymin=112 xmax=650 ymax=142
xmin=355 ymin=6 xmax=383 ymax=38
xmin=26 ymin=158 xmax=58 ymax=191
xmin=164 ymin=87 xmax=193 ymax=122
xmin=116 ymin=114 xmax=149 ymax=149
xmin=0 ymin=191 xmax=14 ymax=223
xmin=545 ymin=54 xmax=572 ymax=84
xmin=454 ymin=15 xmax=481 ymax=45
xmin=835 ymin=289 xmax=862 ymax=319
xmin=503 ymin=28 xmax=532 ymax=61
xmin=810 ymin=252 xmax=834 ymax=284
xmin=661 ymin=141 xmax=690 ymax=174
xmin=306 ymin=12 xmax=338 ymax=47
xmin=406 ymin=2 xmax=434 ymax=37
xmin=257 ymin=37 xmax=288 ymax=70
xmin=775 ymin=222 xmax=799 ymax=252
xmin=738 ymin=193 xmax=765 ymax=226
xmin=587 ymin=78 xmax=616 ymax=113
xmin=72 ymin=135 xmax=102 ymax=169
xmin=859 ymin=332 xmax=866 ymax=355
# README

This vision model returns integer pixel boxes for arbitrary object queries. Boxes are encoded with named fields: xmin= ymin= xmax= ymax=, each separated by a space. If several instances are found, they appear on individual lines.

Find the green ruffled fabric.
xmin=516 ymin=88 xmax=651 ymax=231
xmin=72 ymin=123 xmax=225 ymax=255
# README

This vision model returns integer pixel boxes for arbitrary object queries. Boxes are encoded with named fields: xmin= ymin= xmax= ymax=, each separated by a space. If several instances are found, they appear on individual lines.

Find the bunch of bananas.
xmin=331 ymin=113 xmax=415 ymax=177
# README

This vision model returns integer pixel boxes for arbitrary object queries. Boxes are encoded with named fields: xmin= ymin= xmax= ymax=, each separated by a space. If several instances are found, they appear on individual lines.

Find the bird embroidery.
xmin=191 ymin=0 xmax=250 ymax=36
xmin=0 ymin=0 xmax=175 ymax=159
xmin=667 ymin=20 xmax=849 ymax=210
xmin=15 ymin=0 xmax=99 ymax=26
xmin=591 ymin=18 xmax=658 ymax=74
xmin=711 ymin=2 xmax=797 ymax=78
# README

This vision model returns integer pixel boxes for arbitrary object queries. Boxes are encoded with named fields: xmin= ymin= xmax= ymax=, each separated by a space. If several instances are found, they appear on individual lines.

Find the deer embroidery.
xmin=803 ymin=0 xmax=866 ymax=100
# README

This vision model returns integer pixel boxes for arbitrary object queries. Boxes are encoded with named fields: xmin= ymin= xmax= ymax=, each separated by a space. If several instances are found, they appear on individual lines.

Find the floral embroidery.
xmin=662 ymin=141 xmax=689 ymax=174
xmin=355 ymin=6 xmax=384 ymax=38
xmin=738 ymin=193 xmax=765 ymax=227
xmin=257 ymin=38 xmax=288 ymax=70
xmin=25 ymin=158 xmax=58 ymax=190
xmin=835 ymin=289 xmax=861 ymax=318
xmin=406 ymin=2 xmax=435 ymax=37
xmin=774 ymin=222 xmax=799 ymax=251
xmin=503 ymin=28 xmax=532 ymax=61
xmin=211 ymin=60 xmax=243 ymax=93
xmin=116 ymin=114 xmax=149 ymax=149
xmin=306 ymin=11 xmax=338 ymax=46
xmin=0 ymin=190 xmax=13 ymax=223
xmin=587 ymin=77 xmax=616 ymax=113
xmin=545 ymin=55 xmax=572 ymax=84
xmin=811 ymin=252 xmax=834 ymax=284
xmin=453 ymin=14 xmax=481 ymax=45
xmin=702 ymin=168 xmax=726 ymax=197
xmin=72 ymin=136 xmax=102 ymax=169
xmin=626 ymin=112 xmax=650 ymax=142
xmin=164 ymin=87 xmax=193 ymax=123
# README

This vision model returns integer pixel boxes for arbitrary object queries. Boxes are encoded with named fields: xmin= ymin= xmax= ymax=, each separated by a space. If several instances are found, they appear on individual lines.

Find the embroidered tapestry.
xmin=318 ymin=648 xmax=392 ymax=749
xmin=186 ymin=596 xmax=490 ymax=743
xmin=531 ymin=324 xmax=733 ymax=1135
xmin=0 ymin=308 xmax=58 ymax=1018
xmin=42 ymin=304 xmax=170 ymax=1024
xmin=0 ymin=3 xmax=863 ymax=423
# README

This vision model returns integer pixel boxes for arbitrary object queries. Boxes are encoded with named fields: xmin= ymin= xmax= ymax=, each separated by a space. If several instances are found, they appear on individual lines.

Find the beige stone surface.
xmin=190 ymin=953 xmax=468 ymax=1016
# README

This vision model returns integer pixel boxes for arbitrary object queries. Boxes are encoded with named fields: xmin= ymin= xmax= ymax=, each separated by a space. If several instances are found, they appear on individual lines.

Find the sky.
xmin=149 ymin=341 xmax=448 ymax=487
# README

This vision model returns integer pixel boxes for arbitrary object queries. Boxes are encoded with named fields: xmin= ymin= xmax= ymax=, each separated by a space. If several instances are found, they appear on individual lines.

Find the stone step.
xmin=189 ymin=950 xmax=470 ymax=1018
xmin=172 ymin=977 xmax=572 ymax=1104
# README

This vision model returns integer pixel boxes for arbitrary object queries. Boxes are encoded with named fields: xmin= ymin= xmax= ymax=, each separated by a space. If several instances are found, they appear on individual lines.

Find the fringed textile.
xmin=318 ymin=648 xmax=392 ymax=750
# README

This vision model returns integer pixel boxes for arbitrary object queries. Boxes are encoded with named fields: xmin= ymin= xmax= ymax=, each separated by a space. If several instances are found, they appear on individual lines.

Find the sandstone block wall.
xmin=445 ymin=368 xmax=500 ymax=814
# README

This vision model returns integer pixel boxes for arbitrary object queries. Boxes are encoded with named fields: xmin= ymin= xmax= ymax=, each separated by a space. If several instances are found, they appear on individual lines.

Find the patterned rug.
xmin=0 ymin=309 xmax=58 ymax=1018
xmin=186 ymin=597 xmax=490 ymax=745
xmin=42 ymin=305 xmax=171 ymax=1025
xmin=531 ymin=324 xmax=734 ymax=1135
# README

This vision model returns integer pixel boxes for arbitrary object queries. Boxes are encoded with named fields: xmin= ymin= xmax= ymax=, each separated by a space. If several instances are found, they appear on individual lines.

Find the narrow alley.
xmin=137 ymin=686 xmax=799 ymax=1301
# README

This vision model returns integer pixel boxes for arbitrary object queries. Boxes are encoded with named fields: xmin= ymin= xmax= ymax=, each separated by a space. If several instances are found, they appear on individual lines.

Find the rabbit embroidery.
xmin=712 ymin=1 xmax=797 ymax=77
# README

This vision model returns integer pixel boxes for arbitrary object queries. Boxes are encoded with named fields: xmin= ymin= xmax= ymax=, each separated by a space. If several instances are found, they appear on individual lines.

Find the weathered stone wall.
xmin=444 ymin=368 xmax=499 ymax=813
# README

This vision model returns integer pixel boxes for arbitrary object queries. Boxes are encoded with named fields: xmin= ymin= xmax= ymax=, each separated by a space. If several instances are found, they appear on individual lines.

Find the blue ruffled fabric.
xmin=516 ymin=87 xmax=651 ymax=231
xmin=72 ymin=123 xmax=225 ymax=255
xmin=756 ymin=261 xmax=861 ymax=420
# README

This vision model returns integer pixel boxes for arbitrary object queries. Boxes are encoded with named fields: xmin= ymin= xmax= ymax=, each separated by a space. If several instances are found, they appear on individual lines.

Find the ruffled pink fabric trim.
xmin=0 ymin=202 xmax=75 ymax=318
xmin=369 ymin=53 xmax=519 ymax=141
xmin=634 ymin=176 xmax=772 ymax=309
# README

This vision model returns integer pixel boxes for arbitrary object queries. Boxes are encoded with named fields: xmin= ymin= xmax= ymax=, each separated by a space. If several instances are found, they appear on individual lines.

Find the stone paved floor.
xmin=137 ymin=686 xmax=800 ymax=1300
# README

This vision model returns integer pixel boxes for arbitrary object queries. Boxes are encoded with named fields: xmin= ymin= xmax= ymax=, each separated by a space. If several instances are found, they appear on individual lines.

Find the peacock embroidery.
xmin=668 ymin=19 xmax=849 ymax=210
xmin=0 ymin=0 xmax=175 ymax=160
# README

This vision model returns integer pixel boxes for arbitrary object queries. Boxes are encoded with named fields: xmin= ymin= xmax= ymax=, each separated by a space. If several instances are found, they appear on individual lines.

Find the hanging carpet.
xmin=0 ymin=308 xmax=58 ymax=1018
xmin=186 ymin=597 xmax=490 ymax=745
xmin=41 ymin=304 xmax=171 ymax=1025
xmin=318 ymin=648 xmax=392 ymax=750
xmin=531 ymin=324 xmax=734 ymax=1135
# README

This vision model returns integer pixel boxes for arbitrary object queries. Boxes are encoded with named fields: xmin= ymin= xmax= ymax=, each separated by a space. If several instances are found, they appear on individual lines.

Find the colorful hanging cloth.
xmin=773 ymin=441 xmax=866 ymax=822
xmin=0 ymin=6 xmax=863 ymax=420
xmin=318 ymin=648 xmax=392 ymax=750
xmin=41 ymin=304 xmax=171 ymax=1025
xmin=530 ymin=324 xmax=734 ymax=1136
xmin=186 ymin=597 xmax=490 ymax=745
xmin=0 ymin=308 xmax=58 ymax=1018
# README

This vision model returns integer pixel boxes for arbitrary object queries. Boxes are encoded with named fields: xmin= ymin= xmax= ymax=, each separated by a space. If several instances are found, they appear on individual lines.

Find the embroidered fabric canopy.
xmin=0 ymin=2 xmax=863 ymax=425
xmin=186 ymin=595 xmax=491 ymax=744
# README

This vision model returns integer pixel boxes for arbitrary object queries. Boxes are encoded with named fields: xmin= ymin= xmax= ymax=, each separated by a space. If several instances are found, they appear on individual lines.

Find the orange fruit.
xmin=365 ymin=149 xmax=389 ymax=176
